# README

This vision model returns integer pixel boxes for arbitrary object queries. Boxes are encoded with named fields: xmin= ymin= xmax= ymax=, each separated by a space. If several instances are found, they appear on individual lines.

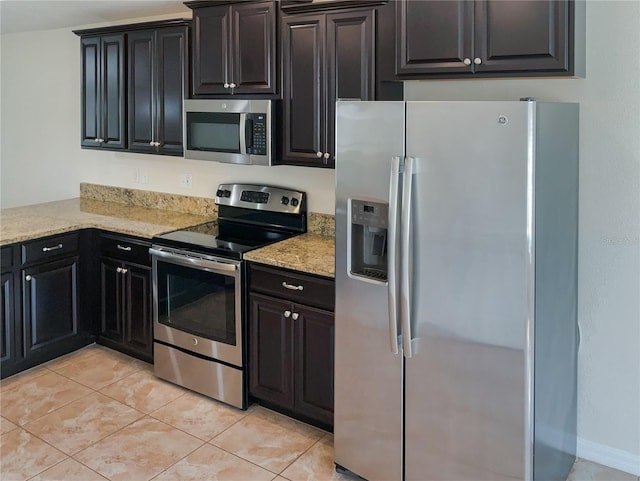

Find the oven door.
xmin=150 ymin=246 xmax=243 ymax=367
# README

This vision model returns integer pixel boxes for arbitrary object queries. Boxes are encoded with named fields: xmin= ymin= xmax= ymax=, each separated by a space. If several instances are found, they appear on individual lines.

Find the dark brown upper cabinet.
xmin=128 ymin=26 xmax=188 ymax=156
xmin=280 ymin=3 xmax=390 ymax=168
xmin=187 ymin=1 xmax=277 ymax=96
xmin=80 ymin=34 xmax=126 ymax=150
xmin=396 ymin=0 xmax=584 ymax=78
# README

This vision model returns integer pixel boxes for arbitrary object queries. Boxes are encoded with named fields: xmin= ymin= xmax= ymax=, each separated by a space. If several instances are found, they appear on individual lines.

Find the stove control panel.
xmin=215 ymin=184 xmax=306 ymax=215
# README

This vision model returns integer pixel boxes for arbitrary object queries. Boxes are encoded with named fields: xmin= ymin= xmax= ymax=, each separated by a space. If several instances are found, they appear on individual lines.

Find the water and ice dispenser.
xmin=349 ymin=199 xmax=388 ymax=282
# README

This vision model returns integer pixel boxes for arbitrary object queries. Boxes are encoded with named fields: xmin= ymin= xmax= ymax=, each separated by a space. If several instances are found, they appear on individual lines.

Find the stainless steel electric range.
xmin=150 ymin=184 xmax=306 ymax=409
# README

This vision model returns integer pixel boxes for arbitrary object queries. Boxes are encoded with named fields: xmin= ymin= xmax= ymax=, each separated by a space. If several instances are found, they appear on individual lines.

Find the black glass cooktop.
xmin=152 ymin=221 xmax=296 ymax=260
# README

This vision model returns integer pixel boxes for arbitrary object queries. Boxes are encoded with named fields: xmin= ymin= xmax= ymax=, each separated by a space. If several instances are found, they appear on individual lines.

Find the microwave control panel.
xmin=247 ymin=113 xmax=267 ymax=155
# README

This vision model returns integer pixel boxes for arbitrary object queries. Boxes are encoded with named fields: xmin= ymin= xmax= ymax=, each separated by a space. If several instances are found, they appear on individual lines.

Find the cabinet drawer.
xmin=1 ymin=245 xmax=13 ymax=271
xmin=99 ymin=234 xmax=151 ymax=266
xmin=21 ymin=233 xmax=79 ymax=264
xmin=249 ymin=264 xmax=334 ymax=312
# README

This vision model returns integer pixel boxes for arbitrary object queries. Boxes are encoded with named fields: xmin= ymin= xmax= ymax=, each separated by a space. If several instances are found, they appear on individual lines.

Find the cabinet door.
xmin=128 ymin=30 xmax=155 ymax=153
xmin=1 ymin=272 xmax=14 ymax=364
xmin=100 ymin=258 xmax=124 ymax=343
xmin=474 ymin=0 xmax=570 ymax=73
xmin=325 ymin=8 xmax=375 ymax=167
xmin=231 ymin=1 xmax=277 ymax=95
xmin=80 ymin=37 xmax=101 ymax=147
xmin=280 ymin=14 xmax=326 ymax=167
xmin=22 ymin=257 xmax=79 ymax=356
xmin=101 ymin=34 xmax=126 ymax=149
xmin=192 ymin=5 xmax=230 ymax=96
xmin=249 ymin=293 xmax=295 ymax=409
xmin=124 ymin=263 xmax=153 ymax=362
xmin=156 ymin=27 xmax=187 ymax=156
xmin=81 ymin=35 xmax=126 ymax=149
xmin=294 ymin=304 xmax=334 ymax=426
xmin=395 ymin=0 xmax=473 ymax=76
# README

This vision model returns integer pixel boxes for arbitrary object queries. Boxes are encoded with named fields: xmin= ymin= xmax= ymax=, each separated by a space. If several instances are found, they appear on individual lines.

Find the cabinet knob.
xmin=149 ymin=141 xmax=155 ymax=146
xmin=316 ymin=151 xmax=323 ymax=158
xmin=192 ymin=338 xmax=198 ymax=346
xmin=229 ymin=82 xmax=236 ymax=89
xmin=121 ymin=268 xmax=128 ymax=275
xmin=25 ymin=275 xmax=32 ymax=281
xmin=284 ymin=310 xmax=291 ymax=318
xmin=463 ymin=58 xmax=472 ymax=66
xmin=291 ymin=312 xmax=299 ymax=321
xmin=94 ymin=138 xmax=100 ymax=143
xmin=474 ymin=57 xmax=482 ymax=65
xmin=224 ymin=82 xmax=230 ymax=88
xmin=323 ymin=152 xmax=330 ymax=160
xmin=116 ymin=267 xmax=122 ymax=273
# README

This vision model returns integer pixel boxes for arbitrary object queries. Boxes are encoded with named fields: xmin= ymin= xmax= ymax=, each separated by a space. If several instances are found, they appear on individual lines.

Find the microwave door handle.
xmin=245 ymin=118 xmax=254 ymax=151
xmin=239 ymin=113 xmax=248 ymax=154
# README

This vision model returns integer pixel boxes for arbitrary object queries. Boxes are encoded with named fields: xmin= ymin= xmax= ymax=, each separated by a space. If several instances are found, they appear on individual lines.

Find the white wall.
xmin=0 ymin=17 xmax=336 ymax=214
xmin=404 ymin=1 xmax=640 ymax=474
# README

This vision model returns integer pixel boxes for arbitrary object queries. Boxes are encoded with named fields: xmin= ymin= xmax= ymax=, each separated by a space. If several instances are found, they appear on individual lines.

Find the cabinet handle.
xmin=149 ymin=141 xmax=155 ymax=146
xmin=323 ymin=152 xmax=330 ymax=160
xmin=284 ymin=310 xmax=291 ymax=318
xmin=316 ymin=151 xmax=323 ymax=158
xmin=121 ymin=268 xmax=128 ymax=275
xmin=94 ymin=138 xmax=100 ymax=143
xmin=42 ymin=243 xmax=63 ymax=252
xmin=229 ymin=82 xmax=236 ymax=89
xmin=291 ymin=312 xmax=299 ymax=321
xmin=116 ymin=267 xmax=122 ymax=273
xmin=474 ymin=57 xmax=482 ymax=65
xmin=463 ymin=58 xmax=472 ymax=66
xmin=155 ymin=141 xmax=161 ymax=147
xmin=117 ymin=244 xmax=132 ymax=252
xmin=282 ymin=281 xmax=304 ymax=291
xmin=224 ymin=82 xmax=230 ymax=88
xmin=25 ymin=275 xmax=32 ymax=281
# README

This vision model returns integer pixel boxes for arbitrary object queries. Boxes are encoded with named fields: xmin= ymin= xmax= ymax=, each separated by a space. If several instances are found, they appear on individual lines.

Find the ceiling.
xmin=0 ymin=1 xmax=190 ymax=35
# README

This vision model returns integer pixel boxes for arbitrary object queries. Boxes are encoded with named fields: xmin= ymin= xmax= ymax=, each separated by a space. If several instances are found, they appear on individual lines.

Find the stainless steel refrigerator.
xmin=334 ymin=100 xmax=578 ymax=481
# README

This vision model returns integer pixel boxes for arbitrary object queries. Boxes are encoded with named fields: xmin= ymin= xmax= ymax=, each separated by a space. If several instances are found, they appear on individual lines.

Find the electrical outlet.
xmin=140 ymin=168 xmax=148 ymax=184
xmin=180 ymin=173 xmax=192 ymax=189
xmin=133 ymin=167 xmax=139 ymax=183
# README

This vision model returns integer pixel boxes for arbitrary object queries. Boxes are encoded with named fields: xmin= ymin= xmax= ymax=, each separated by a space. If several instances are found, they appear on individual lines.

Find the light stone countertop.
xmin=0 ymin=198 xmax=214 ymax=246
xmin=244 ymin=233 xmax=335 ymax=279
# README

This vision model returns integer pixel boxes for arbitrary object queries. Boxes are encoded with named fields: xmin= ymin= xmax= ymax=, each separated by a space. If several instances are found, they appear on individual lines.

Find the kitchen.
xmin=1 ymin=1 xmax=639 ymax=481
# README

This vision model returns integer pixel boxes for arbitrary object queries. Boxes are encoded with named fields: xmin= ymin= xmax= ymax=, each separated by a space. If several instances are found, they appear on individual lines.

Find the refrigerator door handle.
xmin=401 ymin=156 xmax=415 ymax=358
xmin=387 ymin=156 xmax=402 ymax=354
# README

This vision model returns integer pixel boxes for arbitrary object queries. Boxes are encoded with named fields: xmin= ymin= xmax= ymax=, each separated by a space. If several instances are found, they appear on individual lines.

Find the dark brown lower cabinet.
xmin=249 ymin=269 xmax=335 ymax=430
xmin=98 ymin=237 xmax=153 ymax=363
xmin=22 ymin=257 xmax=80 ymax=357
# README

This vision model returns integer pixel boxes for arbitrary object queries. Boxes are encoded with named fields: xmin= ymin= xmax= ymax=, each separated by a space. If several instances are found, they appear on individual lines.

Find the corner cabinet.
xmin=75 ymin=20 xmax=190 ymax=156
xmin=279 ymin=1 xmax=400 ymax=168
xmin=248 ymin=263 xmax=335 ymax=430
xmin=186 ymin=1 xmax=277 ymax=96
xmin=97 ymin=233 xmax=153 ymax=363
xmin=80 ymin=34 xmax=126 ymax=149
xmin=128 ymin=26 xmax=188 ymax=156
xmin=396 ymin=0 xmax=583 ymax=78
xmin=1 ymin=232 xmax=93 ymax=379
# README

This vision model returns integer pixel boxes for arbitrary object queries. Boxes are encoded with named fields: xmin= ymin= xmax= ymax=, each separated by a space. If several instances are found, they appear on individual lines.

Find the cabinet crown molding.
xmin=73 ymin=18 xmax=190 ymax=37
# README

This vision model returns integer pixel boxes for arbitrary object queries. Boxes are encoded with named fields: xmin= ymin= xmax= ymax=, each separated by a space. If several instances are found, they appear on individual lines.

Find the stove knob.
xmin=281 ymin=196 xmax=290 ymax=205
xmin=290 ymin=198 xmax=299 ymax=207
xmin=223 ymin=190 xmax=231 ymax=198
xmin=216 ymin=189 xmax=224 ymax=197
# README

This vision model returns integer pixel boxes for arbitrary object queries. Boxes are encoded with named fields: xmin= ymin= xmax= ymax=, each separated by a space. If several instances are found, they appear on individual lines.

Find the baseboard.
xmin=577 ymin=437 xmax=640 ymax=476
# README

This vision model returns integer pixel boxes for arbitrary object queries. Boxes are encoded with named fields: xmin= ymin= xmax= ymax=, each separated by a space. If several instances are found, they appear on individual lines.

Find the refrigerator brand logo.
xmin=498 ymin=115 xmax=508 ymax=125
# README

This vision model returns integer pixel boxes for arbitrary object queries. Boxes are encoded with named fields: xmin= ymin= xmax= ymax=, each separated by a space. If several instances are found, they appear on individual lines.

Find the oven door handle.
xmin=150 ymin=247 xmax=238 ymax=273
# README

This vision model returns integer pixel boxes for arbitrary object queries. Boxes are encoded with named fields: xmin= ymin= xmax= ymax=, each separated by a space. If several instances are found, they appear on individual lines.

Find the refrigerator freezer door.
xmin=334 ymin=101 xmax=405 ymax=481
xmin=404 ymin=101 xmax=533 ymax=481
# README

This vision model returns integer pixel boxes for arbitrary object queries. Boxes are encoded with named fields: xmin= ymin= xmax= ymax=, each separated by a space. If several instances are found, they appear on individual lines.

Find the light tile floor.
xmin=0 ymin=345 xmax=636 ymax=481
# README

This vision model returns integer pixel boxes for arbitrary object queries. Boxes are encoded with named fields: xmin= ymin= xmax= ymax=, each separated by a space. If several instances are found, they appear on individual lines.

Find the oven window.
xmin=187 ymin=112 xmax=240 ymax=153
xmin=156 ymin=260 xmax=236 ymax=345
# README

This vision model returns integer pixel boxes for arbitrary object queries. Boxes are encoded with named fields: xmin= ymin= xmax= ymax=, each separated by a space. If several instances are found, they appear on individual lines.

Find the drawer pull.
xmin=282 ymin=281 xmax=304 ymax=291
xmin=42 ymin=243 xmax=63 ymax=252
xmin=117 ymin=245 xmax=132 ymax=252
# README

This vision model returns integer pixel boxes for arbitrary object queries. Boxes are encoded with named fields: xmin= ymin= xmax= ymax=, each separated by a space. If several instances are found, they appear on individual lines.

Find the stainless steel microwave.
xmin=184 ymin=99 xmax=273 ymax=165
